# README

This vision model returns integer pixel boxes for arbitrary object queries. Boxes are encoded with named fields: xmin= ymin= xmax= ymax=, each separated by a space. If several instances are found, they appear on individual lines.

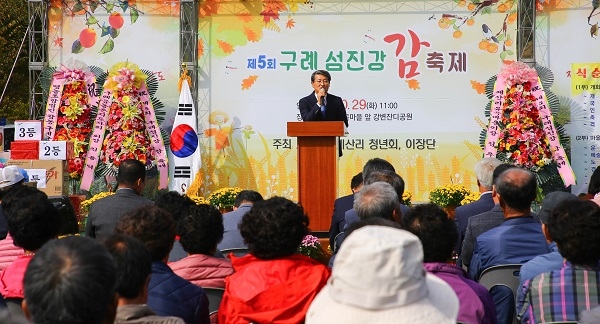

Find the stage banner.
xmin=194 ymin=0 xmax=519 ymax=201
xmin=533 ymin=2 xmax=600 ymax=194
xmin=570 ymin=63 xmax=600 ymax=194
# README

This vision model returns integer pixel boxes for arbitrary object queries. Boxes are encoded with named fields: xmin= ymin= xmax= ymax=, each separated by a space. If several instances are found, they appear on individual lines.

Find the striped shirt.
xmin=518 ymin=261 xmax=600 ymax=323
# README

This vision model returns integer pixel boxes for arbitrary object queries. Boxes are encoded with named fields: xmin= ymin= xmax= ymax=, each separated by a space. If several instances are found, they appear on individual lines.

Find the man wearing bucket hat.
xmin=306 ymin=226 xmax=459 ymax=323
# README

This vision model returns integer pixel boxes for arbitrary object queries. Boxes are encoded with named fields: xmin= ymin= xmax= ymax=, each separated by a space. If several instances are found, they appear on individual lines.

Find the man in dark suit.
xmin=454 ymin=158 xmax=501 ymax=262
xmin=298 ymin=70 xmax=348 ymax=127
xmin=329 ymin=172 xmax=362 ymax=245
xmin=460 ymin=163 xmax=516 ymax=268
xmin=85 ymin=159 xmax=153 ymax=241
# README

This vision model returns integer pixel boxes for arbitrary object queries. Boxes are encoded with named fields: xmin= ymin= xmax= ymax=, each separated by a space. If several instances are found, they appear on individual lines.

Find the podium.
xmin=287 ymin=121 xmax=345 ymax=232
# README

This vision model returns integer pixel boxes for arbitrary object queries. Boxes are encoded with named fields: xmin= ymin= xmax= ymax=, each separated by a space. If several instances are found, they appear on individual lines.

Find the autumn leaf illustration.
xmin=198 ymin=38 xmax=204 ymax=58
xmin=238 ymin=13 xmax=252 ymax=23
xmin=217 ymin=40 xmax=235 ymax=54
xmin=245 ymin=27 xmax=259 ymax=42
xmin=261 ymin=0 xmax=286 ymax=23
xmin=241 ymin=75 xmax=259 ymax=90
xmin=286 ymin=18 xmax=295 ymax=29
xmin=200 ymin=0 xmax=219 ymax=18
xmin=470 ymin=80 xmax=485 ymax=94
xmin=406 ymin=79 xmax=420 ymax=90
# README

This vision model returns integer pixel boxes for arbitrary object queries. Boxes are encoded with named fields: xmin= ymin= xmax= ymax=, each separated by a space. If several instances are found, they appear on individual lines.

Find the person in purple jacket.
xmin=404 ymin=203 xmax=498 ymax=324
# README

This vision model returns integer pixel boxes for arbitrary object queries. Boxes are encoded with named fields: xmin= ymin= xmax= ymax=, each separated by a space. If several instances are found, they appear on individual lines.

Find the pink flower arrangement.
xmin=498 ymin=61 xmax=538 ymax=87
xmin=297 ymin=235 xmax=325 ymax=260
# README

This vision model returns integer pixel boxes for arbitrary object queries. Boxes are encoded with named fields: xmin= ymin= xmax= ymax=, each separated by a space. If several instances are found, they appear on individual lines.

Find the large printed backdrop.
xmin=49 ymin=0 xmax=599 ymax=200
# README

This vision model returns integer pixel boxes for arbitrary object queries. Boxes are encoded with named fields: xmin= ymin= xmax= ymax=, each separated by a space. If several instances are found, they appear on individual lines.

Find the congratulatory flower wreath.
xmin=481 ymin=62 xmax=575 ymax=196
xmin=43 ymin=60 xmax=97 ymax=184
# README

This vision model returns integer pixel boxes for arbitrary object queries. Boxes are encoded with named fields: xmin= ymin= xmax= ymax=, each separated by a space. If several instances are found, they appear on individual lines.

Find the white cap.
xmin=0 ymin=166 xmax=25 ymax=189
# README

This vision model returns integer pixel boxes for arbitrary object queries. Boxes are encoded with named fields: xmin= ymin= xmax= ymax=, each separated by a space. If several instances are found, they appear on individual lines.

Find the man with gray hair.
xmin=455 ymin=157 xmax=501 ymax=258
xmin=329 ymin=181 xmax=401 ymax=267
xmin=354 ymin=182 xmax=401 ymax=222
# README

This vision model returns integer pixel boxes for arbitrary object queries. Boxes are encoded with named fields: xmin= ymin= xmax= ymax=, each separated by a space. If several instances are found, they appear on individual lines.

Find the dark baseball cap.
xmin=538 ymin=191 xmax=579 ymax=224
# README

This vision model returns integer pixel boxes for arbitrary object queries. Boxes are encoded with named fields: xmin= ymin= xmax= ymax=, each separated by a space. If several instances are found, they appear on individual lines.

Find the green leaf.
xmin=130 ymin=8 xmax=139 ymax=24
xmin=72 ymin=1 xmax=84 ymax=13
xmin=101 ymin=24 xmax=111 ymax=37
xmin=120 ymin=1 xmax=129 ymax=12
xmin=86 ymin=16 xmax=98 ymax=25
xmin=99 ymin=38 xmax=114 ymax=54
xmin=506 ymin=50 xmax=514 ymax=55
xmin=72 ymin=39 xmax=84 ymax=54
xmin=482 ymin=6 xmax=491 ymax=14
xmin=110 ymin=27 xmax=120 ymax=38
xmin=496 ymin=34 xmax=505 ymax=41
xmin=500 ymin=51 xmax=507 ymax=60
xmin=106 ymin=3 xmax=114 ymax=12
xmin=453 ymin=24 xmax=459 ymax=30
xmin=90 ymin=1 xmax=98 ymax=12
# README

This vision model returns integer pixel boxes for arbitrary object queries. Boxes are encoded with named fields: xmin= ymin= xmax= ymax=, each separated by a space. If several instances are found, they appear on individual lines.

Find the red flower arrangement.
xmin=98 ymin=64 xmax=156 ymax=171
xmin=53 ymin=80 xmax=93 ymax=179
xmin=495 ymin=63 xmax=553 ymax=171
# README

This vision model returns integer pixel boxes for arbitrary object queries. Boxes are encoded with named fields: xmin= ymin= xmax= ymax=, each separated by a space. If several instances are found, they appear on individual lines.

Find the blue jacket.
xmin=148 ymin=261 xmax=210 ymax=324
xmin=469 ymin=215 xmax=549 ymax=281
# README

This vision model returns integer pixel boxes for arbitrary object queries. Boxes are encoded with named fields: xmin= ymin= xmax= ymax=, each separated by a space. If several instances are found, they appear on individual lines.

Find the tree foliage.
xmin=0 ymin=0 xmax=30 ymax=122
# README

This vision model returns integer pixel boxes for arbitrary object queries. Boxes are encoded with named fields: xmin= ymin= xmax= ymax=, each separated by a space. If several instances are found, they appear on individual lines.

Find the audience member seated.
xmin=218 ymin=197 xmax=330 ymax=323
xmin=0 ymin=186 xmax=60 ymax=301
xmin=455 ymin=158 xmax=501 ymax=262
xmin=115 ymin=206 xmax=210 ymax=324
xmin=0 ymin=168 xmax=29 ymax=271
xmin=329 ymin=181 xmax=401 ymax=266
xmin=328 ymin=172 xmax=362 ymax=245
xmin=404 ymin=203 xmax=497 ymax=324
xmin=155 ymin=191 xmax=196 ymax=262
xmin=105 ymin=233 xmax=184 ymax=324
xmin=0 ymin=165 xmax=27 ymax=240
xmin=518 ymin=191 xmax=578 ymax=285
xmin=85 ymin=159 xmax=153 ymax=240
xmin=23 ymin=236 xmax=118 ymax=324
xmin=344 ymin=159 xmax=409 ymax=231
xmin=217 ymin=190 xmax=263 ymax=251
xmin=469 ymin=168 xmax=549 ymax=324
xmin=517 ymin=200 xmax=600 ymax=323
xmin=460 ymin=163 xmax=515 ymax=268
xmin=170 ymin=204 xmax=234 ymax=288
xmin=306 ymin=226 xmax=459 ymax=323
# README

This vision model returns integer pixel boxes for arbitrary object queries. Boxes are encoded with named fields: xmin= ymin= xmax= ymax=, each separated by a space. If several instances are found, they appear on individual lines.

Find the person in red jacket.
xmin=218 ymin=197 xmax=330 ymax=324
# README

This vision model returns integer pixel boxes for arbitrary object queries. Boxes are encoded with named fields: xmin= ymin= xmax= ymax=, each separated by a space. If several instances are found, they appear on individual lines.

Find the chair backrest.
xmin=220 ymin=248 xmax=250 ymax=258
xmin=203 ymin=287 xmax=225 ymax=314
xmin=478 ymin=264 xmax=522 ymax=293
xmin=478 ymin=264 xmax=522 ymax=324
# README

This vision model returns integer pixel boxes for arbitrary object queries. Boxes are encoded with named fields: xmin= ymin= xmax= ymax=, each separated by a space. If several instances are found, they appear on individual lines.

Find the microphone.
xmin=320 ymin=88 xmax=326 ymax=105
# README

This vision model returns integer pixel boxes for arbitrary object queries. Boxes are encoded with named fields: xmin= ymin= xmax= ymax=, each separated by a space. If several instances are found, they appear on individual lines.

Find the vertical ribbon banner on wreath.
xmin=80 ymin=89 xmax=112 ymax=191
xmin=170 ymin=78 xmax=201 ymax=194
xmin=531 ymin=78 xmax=576 ymax=186
xmin=43 ymin=67 xmax=99 ymax=141
xmin=139 ymin=83 xmax=169 ymax=189
xmin=483 ymin=77 xmax=507 ymax=158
